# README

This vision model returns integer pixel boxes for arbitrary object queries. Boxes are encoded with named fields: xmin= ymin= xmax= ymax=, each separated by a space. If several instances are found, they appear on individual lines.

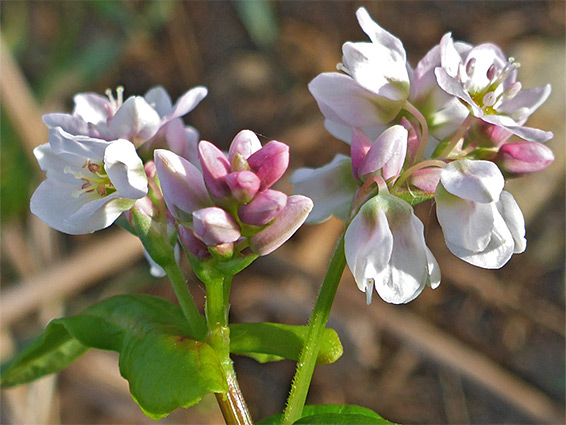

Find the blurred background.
xmin=1 ymin=1 xmax=564 ymax=424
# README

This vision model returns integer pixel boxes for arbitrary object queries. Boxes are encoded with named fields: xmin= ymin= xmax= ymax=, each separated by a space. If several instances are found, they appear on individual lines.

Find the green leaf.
xmin=258 ymin=404 xmax=397 ymax=425
xmin=1 ymin=322 xmax=88 ymax=387
xmin=230 ymin=322 xmax=343 ymax=365
xmin=2 ymin=295 xmax=226 ymax=419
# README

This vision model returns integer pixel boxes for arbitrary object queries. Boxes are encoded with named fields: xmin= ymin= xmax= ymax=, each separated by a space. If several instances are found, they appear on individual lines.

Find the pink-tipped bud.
xmin=225 ymin=170 xmax=261 ymax=204
xmin=198 ymin=140 xmax=231 ymax=197
xmin=496 ymin=141 xmax=554 ymax=176
xmin=228 ymin=130 xmax=262 ymax=163
xmin=178 ymin=225 xmax=210 ymax=259
xmin=154 ymin=149 xmax=212 ymax=221
xmin=144 ymin=161 xmax=157 ymax=179
xmin=410 ymin=167 xmax=442 ymax=193
xmin=249 ymin=195 xmax=313 ymax=255
xmin=238 ymin=189 xmax=287 ymax=226
xmin=192 ymin=207 xmax=241 ymax=246
xmin=247 ymin=140 xmax=289 ymax=189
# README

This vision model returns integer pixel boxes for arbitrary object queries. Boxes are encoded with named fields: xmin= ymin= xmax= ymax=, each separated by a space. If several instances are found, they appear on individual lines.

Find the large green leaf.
xmin=230 ymin=322 xmax=343 ymax=365
xmin=1 ymin=295 xmax=226 ymax=419
xmin=258 ymin=404 xmax=397 ymax=424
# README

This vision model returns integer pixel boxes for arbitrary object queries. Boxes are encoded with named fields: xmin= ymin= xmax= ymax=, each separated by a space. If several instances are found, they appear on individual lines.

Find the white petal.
xmin=355 ymin=7 xmax=406 ymax=61
xmin=345 ymin=197 xmax=393 ymax=294
xmin=445 ymin=205 xmax=514 ymax=269
xmin=496 ymin=191 xmax=526 ymax=254
xmin=481 ymin=114 xmax=553 ymax=143
xmin=33 ymin=143 xmax=85 ymax=183
xmin=435 ymin=68 xmax=483 ymax=116
xmin=425 ymin=247 xmax=441 ymax=289
xmin=168 ymin=86 xmax=208 ymax=120
xmin=109 ymin=96 xmax=161 ymax=143
xmin=439 ymin=33 xmax=462 ymax=78
xmin=73 ymin=93 xmax=111 ymax=125
xmin=65 ymin=194 xmax=136 ymax=234
xmin=104 ymin=139 xmax=148 ymax=199
xmin=290 ymin=154 xmax=357 ymax=223
xmin=48 ymin=127 xmax=109 ymax=160
xmin=497 ymin=85 xmax=551 ymax=122
xmin=342 ymin=41 xmax=409 ymax=102
xmin=436 ymin=183 xmax=494 ymax=252
xmin=440 ymin=159 xmax=504 ymax=203
xmin=309 ymin=73 xmax=395 ymax=127
xmin=144 ymin=86 xmax=173 ymax=117
xmin=43 ymin=113 xmax=90 ymax=136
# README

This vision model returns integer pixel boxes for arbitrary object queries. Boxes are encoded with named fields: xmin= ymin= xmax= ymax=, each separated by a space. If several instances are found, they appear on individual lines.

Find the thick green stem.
xmin=282 ymin=235 xmax=347 ymax=425
xmin=205 ymin=274 xmax=253 ymax=425
xmin=163 ymin=261 xmax=206 ymax=340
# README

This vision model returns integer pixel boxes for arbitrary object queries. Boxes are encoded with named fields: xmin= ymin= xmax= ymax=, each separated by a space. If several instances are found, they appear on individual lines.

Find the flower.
xmin=345 ymin=192 xmax=440 ymax=304
xmin=43 ymin=85 xmax=207 ymax=150
xmin=308 ymin=7 xmax=410 ymax=131
xmin=434 ymin=33 xmax=553 ymax=142
xmin=435 ymin=159 xmax=526 ymax=268
xmin=30 ymin=127 xmax=148 ymax=234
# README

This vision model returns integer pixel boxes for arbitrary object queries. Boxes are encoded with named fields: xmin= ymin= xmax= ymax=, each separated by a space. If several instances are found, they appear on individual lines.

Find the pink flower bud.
xmin=225 ymin=170 xmax=261 ymax=204
xmin=144 ymin=161 xmax=157 ymax=179
xmin=249 ymin=195 xmax=313 ymax=255
xmin=410 ymin=167 xmax=442 ymax=193
xmin=178 ymin=224 xmax=210 ymax=259
xmin=496 ymin=141 xmax=554 ymax=176
xmin=247 ymin=140 xmax=289 ymax=190
xmin=238 ymin=189 xmax=287 ymax=226
xmin=228 ymin=130 xmax=262 ymax=163
xmin=198 ymin=140 xmax=231 ymax=197
xmin=154 ymin=149 xmax=212 ymax=221
xmin=192 ymin=207 xmax=241 ymax=246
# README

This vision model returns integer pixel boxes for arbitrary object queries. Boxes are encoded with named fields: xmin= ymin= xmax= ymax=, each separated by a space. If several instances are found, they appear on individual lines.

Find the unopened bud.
xmin=225 ymin=170 xmax=261 ymax=204
xmin=192 ymin=207 xmax=241 ymax=246
xmin=154 ymin=149 xmax=212 ymax=221
xmin=228 ymin=130 xmax=262 ymax=163
xmin=249 ymin=195 xmax=313 ymax=255
xmin=247 ymin=140 xmax=289 ymax=190
xmin=178 ymin=225 xmax=210 ymax=259
xmin=496 ymin=141 xmax=554 ymax=177
xmin=198 ymin=140 xmax=231 ymax=197
xmin=239 ymin=189 xmax=287 ymax=226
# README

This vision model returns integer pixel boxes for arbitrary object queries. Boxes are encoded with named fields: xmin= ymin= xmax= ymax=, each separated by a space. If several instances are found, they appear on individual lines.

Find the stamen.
xmin=504 ymin=81 xmax=522 ymax=99
xmin=482 ymin=92 xmax=497 ymax=108
xmin=465 ymin=58 xmax=476 ymax=77
xmin=486 ymin=63 xmax=498 ymax=82
xmin=365 ymin=279 xmax=375 ymax=305
xmin=116 ymin=86 xmax=124 ymax=107
xmin=336 ymin=62 xmax=351 ymax=76
xmin=87 ymin=162 xmax=102 ymax=174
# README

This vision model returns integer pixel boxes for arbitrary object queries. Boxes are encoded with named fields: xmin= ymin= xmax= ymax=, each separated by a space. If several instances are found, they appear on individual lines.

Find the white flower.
xmin=434 ymin=34 xmax=552 ymax=142
xmin=345 ymin=192 xmax=440 ymax=304
xmin=30 ymin=127 xmax=148 ymax=234
xmin=435 ymin=159 xmax=526 ymax=268
xmin=43 ymin=85 xmax=207 ymax=149
xmin=308 ymin=7 xmax=410 ymax=129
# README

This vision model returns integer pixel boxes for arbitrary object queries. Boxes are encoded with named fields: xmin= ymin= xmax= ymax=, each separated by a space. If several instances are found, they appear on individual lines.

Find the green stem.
xmin=205 ymin=273 xmax=253 ymax=425
xmin=163 ymin=261 xmax=206 ymax=340
xmin=282 ymin=235 xmax=347 ymax=425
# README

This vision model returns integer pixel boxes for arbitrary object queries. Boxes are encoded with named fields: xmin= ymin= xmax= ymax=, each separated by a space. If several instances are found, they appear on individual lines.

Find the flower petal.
xmin=228 ymin=130 xmax=262 ymax=163
xmin=358 ymin=125 xmax=408 ymax=178
xmin=144 ymin=86 xmax=173 ymax=117
xmin=440 ymin=159 xmax=504 ymax=203
xmin=355 ymin=7 xmax=406 ymax=61
xmin=73 ymin=93 xmax=110 ymax=125
xmin=104 ymin=139 xmax=148 ymax=199
xmin=290 ymin=154 xmax=357 ymax=223
xmin=435 ymin=183 xmax=494 ymax=252
xmin=109 ymin=96 xmax=161 ymax=143
xmin=167 ymin=86 xmax=208 ymax=120
xmin=496 ymin=191 xmax=526 ymax=254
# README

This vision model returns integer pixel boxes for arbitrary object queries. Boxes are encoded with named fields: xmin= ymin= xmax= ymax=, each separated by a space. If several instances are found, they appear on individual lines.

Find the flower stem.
xmin=403 ymin=101 xmax=429 ymax=162
xmin=282 ymin=235 xmax=347 ymax=425
xmin=391 ymin=159 xmax=447 ymax=191
xmin=437 ymin=114 xmax=474 ymax=159
xmin=205 ymin=273 xmax=253 ymax=425
xmin=163 ymin=261 xmax=207 ymax=340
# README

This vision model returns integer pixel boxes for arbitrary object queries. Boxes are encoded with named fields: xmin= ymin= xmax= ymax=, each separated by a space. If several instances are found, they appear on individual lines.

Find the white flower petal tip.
xmin=440 ymin=159 xmax=504 ymax=203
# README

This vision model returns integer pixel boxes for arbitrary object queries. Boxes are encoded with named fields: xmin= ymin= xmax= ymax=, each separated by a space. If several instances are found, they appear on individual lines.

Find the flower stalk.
xmin=282 ymin=234 xmax=347 ymax=425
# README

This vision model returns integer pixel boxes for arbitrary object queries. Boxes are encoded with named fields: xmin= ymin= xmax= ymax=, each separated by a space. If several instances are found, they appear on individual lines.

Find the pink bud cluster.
xmin=155 ymin=130 xmax=313 ymax=259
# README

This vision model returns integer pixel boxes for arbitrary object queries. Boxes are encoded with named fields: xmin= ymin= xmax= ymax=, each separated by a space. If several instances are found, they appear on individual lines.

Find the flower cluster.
xmin=292 ymin=7 xmax=554 ymax=304
xmin=155 ymin=130 xmax=313 ymax=260
xmin=32 ymin=87 xmax=312 ymax=269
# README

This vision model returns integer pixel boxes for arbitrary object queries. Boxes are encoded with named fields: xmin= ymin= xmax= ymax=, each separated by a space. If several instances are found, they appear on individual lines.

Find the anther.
xmin=486 ymin=63 xmax=498 ymax=81
xmin=465 ymin=58 xmax=476 ymax=77
xmin=482 ymin=92 xmax=497 ymax=108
